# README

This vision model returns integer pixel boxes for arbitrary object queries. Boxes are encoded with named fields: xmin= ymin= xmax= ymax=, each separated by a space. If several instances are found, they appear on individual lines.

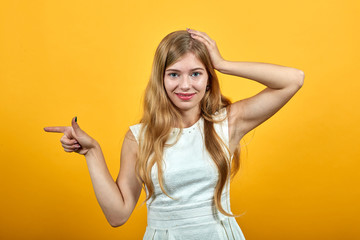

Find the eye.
xmin=191 ymin=72 xmax=201 ymax=77
xmin=169 ymin=73 xmax=179 ymax=78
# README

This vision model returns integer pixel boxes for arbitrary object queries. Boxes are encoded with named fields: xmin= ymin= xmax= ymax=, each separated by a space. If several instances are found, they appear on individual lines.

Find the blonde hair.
xmin=135 ymin=30 xmax=241 ymax=217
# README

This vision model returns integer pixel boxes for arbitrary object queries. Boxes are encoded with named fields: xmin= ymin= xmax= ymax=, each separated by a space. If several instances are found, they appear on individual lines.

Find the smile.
xmin=175 ymin=93 xmax=195 ymax=100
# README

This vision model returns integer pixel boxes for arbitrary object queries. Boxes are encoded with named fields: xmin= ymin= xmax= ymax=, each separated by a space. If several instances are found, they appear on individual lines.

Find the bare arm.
xmin=115 ymin=130 xmax=143 ymax=225
xmin=218 ymin=61 xmax=304 ymax=130
xmin=85 ymin=130 xmax=142 ymax=227
xmin=217 ymin=61 xmax=304 ymax=90
xmin=220 ymin=61 xmax=304 ymax=153
xmin=187 ymin=28 xmax=305 ymax=154
xmin=45 ymin=117 xmax=142 ymax=228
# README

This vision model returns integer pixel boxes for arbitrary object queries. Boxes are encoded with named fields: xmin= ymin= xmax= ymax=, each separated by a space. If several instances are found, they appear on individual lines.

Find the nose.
xmin=179 ymin=75 xmax=190 ymax=90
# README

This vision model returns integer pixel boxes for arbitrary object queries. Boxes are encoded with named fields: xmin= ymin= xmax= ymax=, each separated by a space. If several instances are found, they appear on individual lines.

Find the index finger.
xmin=43 ymin=126 xmax=66 ymax=133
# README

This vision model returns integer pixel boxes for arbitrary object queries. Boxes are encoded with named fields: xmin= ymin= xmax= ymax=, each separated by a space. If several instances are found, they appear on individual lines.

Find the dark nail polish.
xmin=75 ymin=116 xmax=77 ymax=122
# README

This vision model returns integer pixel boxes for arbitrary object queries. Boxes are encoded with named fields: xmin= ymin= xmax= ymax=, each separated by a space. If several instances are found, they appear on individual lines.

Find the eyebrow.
xmin=165 ymin=67 xmax=205 ymax=72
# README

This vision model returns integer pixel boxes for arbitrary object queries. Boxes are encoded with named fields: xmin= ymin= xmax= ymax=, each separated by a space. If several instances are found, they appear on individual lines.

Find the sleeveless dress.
xmin=129 ymin=108 xmax=246 ymax=240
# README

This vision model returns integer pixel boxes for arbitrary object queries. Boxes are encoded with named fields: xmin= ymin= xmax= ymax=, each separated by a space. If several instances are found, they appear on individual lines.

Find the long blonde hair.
xmin=135 ymin=30 xmax=241 ymax=217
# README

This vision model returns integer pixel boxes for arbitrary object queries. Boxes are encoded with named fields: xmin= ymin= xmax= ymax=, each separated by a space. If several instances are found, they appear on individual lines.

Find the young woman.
xmin=44 ymin=28 xmax=304 ymax=239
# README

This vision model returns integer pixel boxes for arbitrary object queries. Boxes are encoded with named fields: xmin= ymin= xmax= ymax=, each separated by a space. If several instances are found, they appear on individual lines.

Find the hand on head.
xmin=186 ymin=28 xmax=225 ymax=70
xmin=44 ymin=117 xmax=97 ymax=156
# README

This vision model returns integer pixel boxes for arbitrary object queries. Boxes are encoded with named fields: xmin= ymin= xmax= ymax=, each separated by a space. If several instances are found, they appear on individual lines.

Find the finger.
xmin=187 ymin=28 xmax=213 ymax=44
xmin=62 ymin=143 xmax=81 ymax=149
xmin=190 ymin=34 xmax=211 ymax=47
xmin=71 ymin=116 xmax=82 ymax=135
xmin=187 ymin=28 xmax=207 ymax=40
xmin=61 ymin=137 xmax=78 ymax=145
xmin=200 ymin=32 xmax=214 ymax=43
xmin=44 ymin=126 xmax=67 ymax=133
xmin=64 ymin=147 xmax=76 ymax=153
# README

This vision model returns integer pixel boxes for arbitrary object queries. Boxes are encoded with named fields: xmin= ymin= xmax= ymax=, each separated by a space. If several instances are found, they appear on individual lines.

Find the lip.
xmin=175 ymin=93 xmax=195 ymax=100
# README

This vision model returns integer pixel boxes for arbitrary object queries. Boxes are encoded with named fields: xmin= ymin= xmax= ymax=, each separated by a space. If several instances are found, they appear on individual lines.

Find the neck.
xmin=178 ymin=108 xmax=201 ymax=128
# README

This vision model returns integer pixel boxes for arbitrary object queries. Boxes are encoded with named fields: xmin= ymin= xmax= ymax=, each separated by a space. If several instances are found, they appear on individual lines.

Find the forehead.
xmin=166 ymin=52 xmax=205 ymax=70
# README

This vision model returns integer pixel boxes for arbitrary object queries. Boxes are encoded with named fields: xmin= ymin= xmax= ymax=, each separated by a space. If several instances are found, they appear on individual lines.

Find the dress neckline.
xmin=173 ymin=116 xmax=203 ymax=130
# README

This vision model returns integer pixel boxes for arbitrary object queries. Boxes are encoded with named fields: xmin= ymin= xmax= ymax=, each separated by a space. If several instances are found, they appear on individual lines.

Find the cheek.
xmin=195 ymin=77 xmax=208 ymax=91
xmin=164 ymin=78 xmax=176 ymax=94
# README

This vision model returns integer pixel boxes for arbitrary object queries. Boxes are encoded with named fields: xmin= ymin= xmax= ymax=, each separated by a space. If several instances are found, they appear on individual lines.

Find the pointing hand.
xmin=44 ymin=117 xmax=97 ymax=156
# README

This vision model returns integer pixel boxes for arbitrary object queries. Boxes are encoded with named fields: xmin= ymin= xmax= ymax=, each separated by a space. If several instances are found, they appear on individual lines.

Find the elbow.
xmin=289 ymin=69 xmax=304 ymax=90
xmin=296 ymin=70 xmax=305 ymax=88
xmin=109 ymin=219 xmax=126 ymax=228
xmin=108 ymin=217 xmax=128 ymax=228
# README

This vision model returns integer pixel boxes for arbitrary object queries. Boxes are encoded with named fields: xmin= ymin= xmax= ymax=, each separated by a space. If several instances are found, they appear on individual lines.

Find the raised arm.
xmin=187 ymin=29 xmax=304 ymax=154
xmin=221 ymin=61 xmax=303 ymax=152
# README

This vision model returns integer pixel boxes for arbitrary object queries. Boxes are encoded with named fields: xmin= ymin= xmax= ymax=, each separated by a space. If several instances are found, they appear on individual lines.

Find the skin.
xmin=44 ymin=28 xmax=304 ymax=227
xmin=164 ymin=52 xmax=209 ymax=128
xmin=186 ymin=28 xmax=304 ymax=155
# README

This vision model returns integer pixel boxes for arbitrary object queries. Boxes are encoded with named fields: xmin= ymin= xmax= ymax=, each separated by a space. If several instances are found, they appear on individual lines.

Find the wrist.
xmin=214 ymin=59 xmax=228 ymax=73
xmin=85 ymin=140 xmax=101 ymax=158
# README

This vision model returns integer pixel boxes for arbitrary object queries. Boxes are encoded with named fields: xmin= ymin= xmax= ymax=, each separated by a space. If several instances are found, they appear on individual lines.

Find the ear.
xmin=206 ymin=77 xmax=211 ymax=91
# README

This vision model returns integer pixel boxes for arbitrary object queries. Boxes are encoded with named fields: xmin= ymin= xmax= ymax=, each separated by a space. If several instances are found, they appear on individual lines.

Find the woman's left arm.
xmin=187 ymin=28 xmax=305 ymax=139
xmin=217 ymin=61 xmax=304 ymax=90
xmin=217 ymin=61 xmax=304 ymax=137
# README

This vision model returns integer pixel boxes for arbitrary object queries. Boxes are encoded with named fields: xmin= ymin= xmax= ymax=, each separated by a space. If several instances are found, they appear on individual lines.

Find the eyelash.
xmin=169 ymin=73 xmax=179 ymax=77
xmin=168 ymin=72 xmax=202 ymax=78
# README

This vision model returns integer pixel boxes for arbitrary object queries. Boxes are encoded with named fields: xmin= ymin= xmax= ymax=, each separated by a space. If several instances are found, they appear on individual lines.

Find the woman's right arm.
xmin=84 ymin=129 xmax=142 ymax=227
xmin=44 ymin=117 xmax=142 ymax=227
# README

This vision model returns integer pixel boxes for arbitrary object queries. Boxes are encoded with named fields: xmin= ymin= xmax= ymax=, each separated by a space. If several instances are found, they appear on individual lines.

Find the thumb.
xmin=71 ymin=116 xmax=82 ymax=134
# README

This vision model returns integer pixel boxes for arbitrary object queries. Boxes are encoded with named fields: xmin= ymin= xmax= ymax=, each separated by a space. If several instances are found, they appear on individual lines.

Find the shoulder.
xmin=212 ymin=107 xmax=228 ymax=121
xmin=120 ymin=129 xmax=139 ymax=162
xmin=129 ymin=123 xmax=144 ymax=144
xmin=124 ymin=129 xmax=137 ymax=142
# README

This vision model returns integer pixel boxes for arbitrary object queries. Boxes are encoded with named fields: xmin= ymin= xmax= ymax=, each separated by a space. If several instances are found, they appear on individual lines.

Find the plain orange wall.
xmin=1 ymin=0 xmax=359 ymax=239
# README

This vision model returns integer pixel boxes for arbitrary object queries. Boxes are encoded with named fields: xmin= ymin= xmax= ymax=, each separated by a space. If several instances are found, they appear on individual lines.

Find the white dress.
xmin=130 ymin=108 xmax=246 ymax=240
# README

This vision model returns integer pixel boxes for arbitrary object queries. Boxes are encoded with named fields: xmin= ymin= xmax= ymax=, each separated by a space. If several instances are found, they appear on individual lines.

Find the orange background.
xmin=1 ymin=0 xmax=359 ymax=239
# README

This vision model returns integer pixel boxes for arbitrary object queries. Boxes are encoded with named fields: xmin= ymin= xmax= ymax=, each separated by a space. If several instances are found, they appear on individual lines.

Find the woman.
xmin=44 ymin=28 xmax=304 ymax=239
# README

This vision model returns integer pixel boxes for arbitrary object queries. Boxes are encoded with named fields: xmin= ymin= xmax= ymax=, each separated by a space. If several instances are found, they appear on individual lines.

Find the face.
xmin=164 ymin=52 xmax=209 ymax=115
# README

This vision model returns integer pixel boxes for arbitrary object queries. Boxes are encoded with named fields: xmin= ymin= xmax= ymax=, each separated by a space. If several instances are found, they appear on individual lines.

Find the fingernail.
xmin=75 ymin=116 xmax=77 ymax=122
